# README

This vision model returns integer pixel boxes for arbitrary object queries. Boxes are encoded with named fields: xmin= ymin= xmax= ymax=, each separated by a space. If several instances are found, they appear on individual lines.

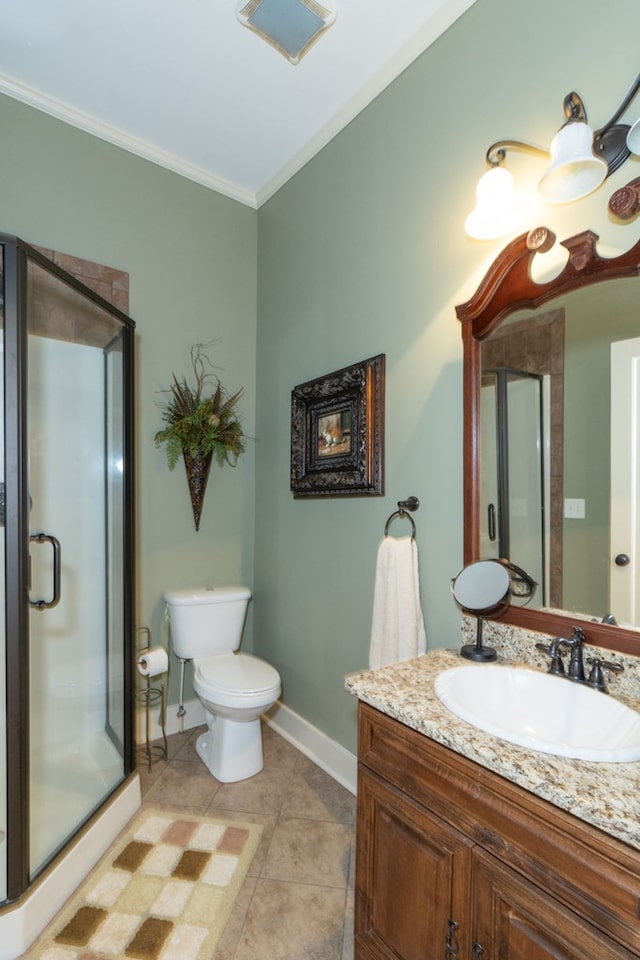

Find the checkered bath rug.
xmin=25 ymin=808 xmax=263 ymax=960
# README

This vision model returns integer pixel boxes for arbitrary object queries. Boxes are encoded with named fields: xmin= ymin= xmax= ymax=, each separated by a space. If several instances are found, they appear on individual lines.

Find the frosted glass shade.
xmin=465 ymin=166 xmax=521 ymax=240
xmin=538 ymin=121 xmax=607 ymax=203
xmin=627 ymin=118 xmax=640 ymax=155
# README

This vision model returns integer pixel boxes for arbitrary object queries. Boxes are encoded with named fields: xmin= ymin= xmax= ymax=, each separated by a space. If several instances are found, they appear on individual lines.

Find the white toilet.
xmin=164 ymin=585 xmax=281 ymax=783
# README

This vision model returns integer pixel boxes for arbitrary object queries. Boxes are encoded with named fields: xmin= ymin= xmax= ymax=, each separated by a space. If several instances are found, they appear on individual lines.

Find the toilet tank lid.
xmin=164 ymin=585 xmax=251 ymax=605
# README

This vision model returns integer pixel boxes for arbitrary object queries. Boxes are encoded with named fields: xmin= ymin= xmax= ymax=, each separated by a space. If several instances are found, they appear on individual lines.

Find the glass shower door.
xmin=506 ymin=373 xmax=545 ymax=599
xmin=0 ymin=246 xmax=6 ymax=902
xmin=481 ymin=367 xmax=546 ymax=602
xmin=26 ymin=259 xmax=127 ymax=875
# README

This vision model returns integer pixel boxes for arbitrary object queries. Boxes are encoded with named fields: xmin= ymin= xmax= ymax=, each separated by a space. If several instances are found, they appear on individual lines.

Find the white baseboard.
xmin=264 ymin=702 xmax=357 ymax=795
xmin=136 ymin=698 xmax=357 ymax=795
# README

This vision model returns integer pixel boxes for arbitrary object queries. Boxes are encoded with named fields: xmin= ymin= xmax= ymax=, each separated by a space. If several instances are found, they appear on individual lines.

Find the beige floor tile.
xmin=233 ymin=878 xmax=346 ymax=960
xmin=171 ymin=725 xmax=206 ymax=762
xmin=207 ymin=769 xmax=290 ymax=816
xmin=341 ymin=887 xmax=355 ymax=960
xmin=262 ymin=730 xmax=304 ymax=772
xmin=281 ymin=758 xmax=355 ymax=824
xmin=261 ymin=817 xmax=352 ymax=888
xmin=138 ymin=725 xmax=355 ymax=957
xmin=212 ymin=874 xmax=258 ymax=960
xmin=135 ymin=756 xmax=169 ymax=794
xmin=142 ymin=759 xmax=221 ymax=813
xmin=165 ymin=728 xmax=192 ymax=759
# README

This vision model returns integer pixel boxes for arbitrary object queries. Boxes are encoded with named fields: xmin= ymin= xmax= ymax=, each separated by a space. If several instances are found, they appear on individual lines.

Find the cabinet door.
xmin=472 ymin=849 xmax=636 ymax=960
xmin=355 ymin=767 xmax=473 ymax=960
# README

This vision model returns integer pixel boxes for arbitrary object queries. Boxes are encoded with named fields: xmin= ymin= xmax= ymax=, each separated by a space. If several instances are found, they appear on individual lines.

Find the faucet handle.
xmin=586 ymin=656 xmax=624 ymax=693
xmin=535 ymin=640 xmax=565 ymax=675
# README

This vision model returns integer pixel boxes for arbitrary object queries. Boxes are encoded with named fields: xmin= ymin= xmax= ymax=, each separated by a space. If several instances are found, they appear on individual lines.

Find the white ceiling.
xmin=0 ymin=0 xmax=477 ymax=208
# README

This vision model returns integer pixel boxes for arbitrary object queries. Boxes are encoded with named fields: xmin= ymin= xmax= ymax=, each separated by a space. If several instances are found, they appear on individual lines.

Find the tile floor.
xmin=138 ymin=723 xmax=355 ymax=960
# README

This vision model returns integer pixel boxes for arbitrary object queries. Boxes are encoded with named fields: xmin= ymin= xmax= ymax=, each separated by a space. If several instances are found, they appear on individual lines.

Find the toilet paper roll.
xmin=137 ymin=646 xmax=169 ymax=678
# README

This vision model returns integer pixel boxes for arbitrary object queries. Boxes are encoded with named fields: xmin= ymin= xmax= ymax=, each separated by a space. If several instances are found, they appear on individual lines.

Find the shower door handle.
xmin=487 ymin=503 xmax=497 ymax=542
xmin=28 ymin=533 xmax=62 ymax=610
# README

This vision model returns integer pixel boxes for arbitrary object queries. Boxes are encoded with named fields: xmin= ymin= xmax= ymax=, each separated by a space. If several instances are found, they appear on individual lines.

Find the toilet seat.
xmin=193 ymin=652 xmax=281 ymax=708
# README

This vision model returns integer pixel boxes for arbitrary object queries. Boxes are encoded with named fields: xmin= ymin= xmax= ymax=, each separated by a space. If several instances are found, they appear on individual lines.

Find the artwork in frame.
xmin=290 ymin=354 xmax=385 ymax=498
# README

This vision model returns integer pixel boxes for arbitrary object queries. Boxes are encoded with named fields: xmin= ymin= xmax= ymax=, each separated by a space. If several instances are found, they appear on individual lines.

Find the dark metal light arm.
xmin=485 ymin=139 xmax=549 ymax=168
xmin=563 ymin=91 xmax=587 ymax=122
xmin=468 ymin=73 xmax=640 ymax=238
xmin=485 ymin=73 xmax=640 ymax=178
xmin=592 ymin=72 xmax=640 ymax=176
xmin=596 ymin=71 xmax=640 ymax=137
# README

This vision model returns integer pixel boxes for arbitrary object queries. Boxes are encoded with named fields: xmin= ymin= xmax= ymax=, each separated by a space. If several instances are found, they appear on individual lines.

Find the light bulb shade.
xmin=465 ymin=166 xmax=521 ymax=240
xmin=627 ymin=118 xmax=640 ymax=156
xmin=538 ymin=120 xmax=607 ymax=204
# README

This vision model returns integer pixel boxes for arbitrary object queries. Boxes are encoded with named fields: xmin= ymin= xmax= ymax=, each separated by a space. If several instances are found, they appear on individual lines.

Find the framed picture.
xmin=290 ymin=354 xmax=385 ymax=498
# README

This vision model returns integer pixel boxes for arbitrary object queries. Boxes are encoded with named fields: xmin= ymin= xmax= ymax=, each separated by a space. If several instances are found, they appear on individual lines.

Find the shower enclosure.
xmin=481 ymin=367 xmax=549 ymax=604
xmin=0 ymin=235 xmax=138 ymax=956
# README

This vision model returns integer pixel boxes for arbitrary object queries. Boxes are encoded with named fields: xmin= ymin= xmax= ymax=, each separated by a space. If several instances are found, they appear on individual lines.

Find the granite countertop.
xmin=345 ymin=645 xmax=640 ymax=852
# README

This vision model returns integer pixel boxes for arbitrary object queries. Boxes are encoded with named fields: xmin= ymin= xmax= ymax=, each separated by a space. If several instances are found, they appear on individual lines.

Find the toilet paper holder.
xmin=136 ymin=626 xmax=168 ymax=770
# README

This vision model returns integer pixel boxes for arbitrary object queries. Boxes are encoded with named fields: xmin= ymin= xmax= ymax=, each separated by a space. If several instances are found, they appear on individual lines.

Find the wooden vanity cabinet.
xmin=355 ymin=703 xmax=640 ymax=960
xmin=471 ymin=850 xmax=634 ymax=959
xmin=356 ymin=766 xmax=473 ymax=960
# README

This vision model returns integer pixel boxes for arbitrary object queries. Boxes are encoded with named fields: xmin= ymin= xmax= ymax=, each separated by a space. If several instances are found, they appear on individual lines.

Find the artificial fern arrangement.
xmin=154 ymin=342 xmax=246 ymax=470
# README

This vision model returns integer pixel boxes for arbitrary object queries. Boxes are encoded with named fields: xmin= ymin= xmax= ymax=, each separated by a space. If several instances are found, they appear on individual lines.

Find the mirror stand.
xmin=453 ymin=559 xmax=518 ymax=663
xmin=461 ymin=616 xmax=497 ymax=662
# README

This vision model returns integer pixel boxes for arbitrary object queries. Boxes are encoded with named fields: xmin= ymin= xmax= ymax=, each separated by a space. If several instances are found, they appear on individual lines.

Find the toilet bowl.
xmin=164 ymin=586 xmax=281 ymax=782
xmin=193 ymin=652 xmax=280 ymax=781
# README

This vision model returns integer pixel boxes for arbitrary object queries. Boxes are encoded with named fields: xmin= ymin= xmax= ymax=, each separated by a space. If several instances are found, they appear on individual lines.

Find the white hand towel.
xmin=369 ymin=535 xmax=427 ymax=669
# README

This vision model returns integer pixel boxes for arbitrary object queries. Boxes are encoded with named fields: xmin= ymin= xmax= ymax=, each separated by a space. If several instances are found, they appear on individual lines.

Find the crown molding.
xmin=0 ymin=73 xmax=258 ymax=209
xmin=1 ymin=0 xmax=477 ymax=211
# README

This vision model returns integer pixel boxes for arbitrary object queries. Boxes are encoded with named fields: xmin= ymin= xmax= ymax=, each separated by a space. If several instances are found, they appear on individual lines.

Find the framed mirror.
xmin=456 ymin=214 xmax=640 ymax=655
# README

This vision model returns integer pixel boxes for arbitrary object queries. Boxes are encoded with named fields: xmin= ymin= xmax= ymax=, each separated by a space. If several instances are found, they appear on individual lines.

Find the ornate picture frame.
xmin=290 ymin=354 xmax=385 ymax=498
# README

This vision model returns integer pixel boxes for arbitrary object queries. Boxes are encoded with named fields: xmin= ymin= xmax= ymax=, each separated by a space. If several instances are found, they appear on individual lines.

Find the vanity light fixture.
xmin=466 ymin=73 xmax=640 ymax=240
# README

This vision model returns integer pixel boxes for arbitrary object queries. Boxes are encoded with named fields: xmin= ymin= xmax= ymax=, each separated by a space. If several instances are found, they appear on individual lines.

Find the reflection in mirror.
xmin=457 ymin=221 xmax=640 ymax=656
xmin=480 ymin=279 xmax=639 ymax=626
xmin=452 ymin=559 xmax=536 ymax=662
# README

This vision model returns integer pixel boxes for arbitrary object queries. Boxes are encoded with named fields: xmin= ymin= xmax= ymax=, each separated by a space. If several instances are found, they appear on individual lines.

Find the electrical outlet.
xmin=564 ymin=498 xmax=586 ymax=519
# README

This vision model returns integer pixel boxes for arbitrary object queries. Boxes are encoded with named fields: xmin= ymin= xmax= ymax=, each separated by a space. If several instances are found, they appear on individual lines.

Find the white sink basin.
xmin=434 ymin=664 xmax=640 ymax=762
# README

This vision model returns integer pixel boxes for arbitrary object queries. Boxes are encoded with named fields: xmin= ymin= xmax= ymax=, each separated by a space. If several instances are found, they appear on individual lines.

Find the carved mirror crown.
xmin=456 ymin=205 xmax=640 ymax=656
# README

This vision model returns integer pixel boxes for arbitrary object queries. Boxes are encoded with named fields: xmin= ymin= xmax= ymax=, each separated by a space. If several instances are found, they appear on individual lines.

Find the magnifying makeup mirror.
xmin=452 ymin=559 xmax=537 ymax=662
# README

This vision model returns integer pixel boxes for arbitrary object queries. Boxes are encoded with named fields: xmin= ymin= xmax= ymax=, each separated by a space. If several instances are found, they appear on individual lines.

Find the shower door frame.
xmin=482 ymin=365 xmax=548 ymax=605
xmin=2 ymin=234 xmax=136 ymax=904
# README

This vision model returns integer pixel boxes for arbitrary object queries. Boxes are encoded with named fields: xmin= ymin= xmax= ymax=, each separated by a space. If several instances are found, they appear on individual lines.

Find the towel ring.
xmin=384 ymin=496 xmax=420 ymax=538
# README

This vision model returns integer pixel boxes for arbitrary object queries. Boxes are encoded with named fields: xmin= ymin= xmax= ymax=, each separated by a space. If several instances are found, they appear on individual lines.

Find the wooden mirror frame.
xmin=456 ymin=219 xmax=640 ymax=656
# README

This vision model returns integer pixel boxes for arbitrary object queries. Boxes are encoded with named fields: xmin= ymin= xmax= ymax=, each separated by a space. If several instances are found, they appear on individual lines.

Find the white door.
xmin=610 ymin=337 xmax=640 ymax=626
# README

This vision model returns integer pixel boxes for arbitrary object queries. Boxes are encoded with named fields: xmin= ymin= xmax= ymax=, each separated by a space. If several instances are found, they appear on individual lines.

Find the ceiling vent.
xmin=237 ymin=0 xmax=337 ymax=65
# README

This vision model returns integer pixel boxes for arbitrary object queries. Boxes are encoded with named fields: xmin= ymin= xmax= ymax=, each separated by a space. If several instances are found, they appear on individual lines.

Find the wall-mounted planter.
xmin=183 ymin=449 xmax=213 ymax=532
xmin=154 ymin=343 xmax=246 ymax=533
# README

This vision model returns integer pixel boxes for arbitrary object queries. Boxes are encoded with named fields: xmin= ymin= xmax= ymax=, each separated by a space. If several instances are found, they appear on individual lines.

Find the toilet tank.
xmin=164 ymin=586 xmax=251 ymax=659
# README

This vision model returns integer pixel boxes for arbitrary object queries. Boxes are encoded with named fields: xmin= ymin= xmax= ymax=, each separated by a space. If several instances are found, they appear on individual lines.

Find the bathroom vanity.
xmin=346 ymin=647 xmax=640 ymax=960
xmin=346 ymin=197 xmax=640 ymax=959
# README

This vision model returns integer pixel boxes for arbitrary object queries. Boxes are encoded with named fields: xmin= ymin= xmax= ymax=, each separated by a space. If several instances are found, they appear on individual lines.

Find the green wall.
xmin=2 ymin=0 xmax=640 ymax=757
xmin=0 ymin=94 xmax=258 ymax=705
xmin=254 ymin=0 xmax=640 ymax=752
